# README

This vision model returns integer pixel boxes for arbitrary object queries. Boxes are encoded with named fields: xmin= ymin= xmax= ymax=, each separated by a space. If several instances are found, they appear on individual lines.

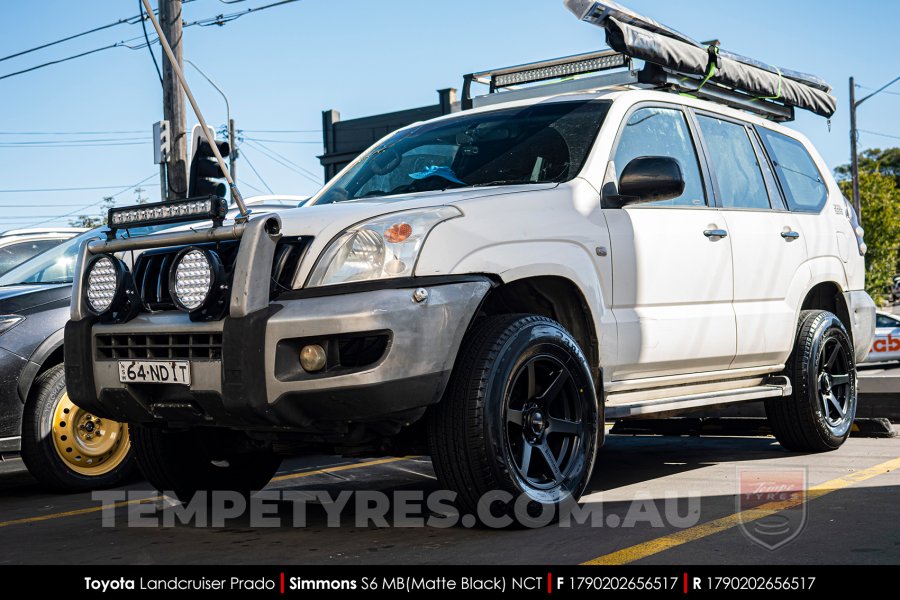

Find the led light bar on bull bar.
xmin=107 ymin=196 xmax=227 ymax=231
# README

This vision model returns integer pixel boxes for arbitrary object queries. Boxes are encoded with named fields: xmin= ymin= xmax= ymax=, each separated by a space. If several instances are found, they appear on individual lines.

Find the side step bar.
xmin=606 ymin=377 xmax=792 ymax=420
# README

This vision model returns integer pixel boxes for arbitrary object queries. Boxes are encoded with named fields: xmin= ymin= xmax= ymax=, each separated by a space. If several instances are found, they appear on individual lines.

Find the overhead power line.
xmin=244 ymin=139 xmax=321 ymax=183
xmin=1 ymin=0 xmax=301 ymax=82
xmin=0 ymin=141 xmax=149 ymax=149
xmin=242 ymin=136 xmax=320 ymax=144
xmin=0 ymin=182 xmax=159 ymax=194
xmin=0 ymin=0 xmax=199 ymax=64
xmin=0 ymin=44 xmax=122 ymax=82
xmin=859 ymin=129 xmax=900 ymax=140
xmin=0 ymin=130 xmax=145 ymax=135
xmin=140 ymin=0 xmax=163 ymax=85
xmin=238 ymin=149 xmax=274 ymax=194
xmin=0 ymin=20 xmax=132 ymax=64
xmin=242 ymin=128 xmax=321 ymax=133
xmin=0 ymin=137 xmax=148 ymax=144
xmin=19 ymin=173 xmax=159 ymax=229
xmin=188 ymin=0 xmax=301 ymax=27
xmin=243 ymin=140 xmax=320 ymax=185
xmin=857 ymin=84 xmax=900 ymax=97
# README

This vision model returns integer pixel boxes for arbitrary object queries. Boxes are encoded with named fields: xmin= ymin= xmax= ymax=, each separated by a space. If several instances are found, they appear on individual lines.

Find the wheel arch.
xmin=17 ymin=329 xmax=65 ymax=405
xmin=476 ymin=274 xmax=602 ymax=386
xmin=798 ymin=281 xmax=853 ymax=346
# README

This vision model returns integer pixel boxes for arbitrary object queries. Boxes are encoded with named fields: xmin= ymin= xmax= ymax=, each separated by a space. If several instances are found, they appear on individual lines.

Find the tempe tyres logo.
xmin=737 ymin=467 xmax=808 ymax=551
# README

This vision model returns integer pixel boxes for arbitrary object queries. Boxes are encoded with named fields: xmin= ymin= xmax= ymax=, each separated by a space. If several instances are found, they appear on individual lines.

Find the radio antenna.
xmin=139 ymin=0 xmax=249 ymax=220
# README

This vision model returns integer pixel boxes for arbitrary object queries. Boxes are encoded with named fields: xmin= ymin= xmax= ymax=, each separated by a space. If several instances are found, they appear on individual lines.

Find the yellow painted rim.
xmin=50 ymin=391 xmax=130 ymax=477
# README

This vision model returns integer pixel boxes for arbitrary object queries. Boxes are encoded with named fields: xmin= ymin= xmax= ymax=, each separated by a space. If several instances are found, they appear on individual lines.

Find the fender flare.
xmin=16 ymin=328 xmax=64 ymax=404
xmin=450 ymin=240 xmax=613 ymax=367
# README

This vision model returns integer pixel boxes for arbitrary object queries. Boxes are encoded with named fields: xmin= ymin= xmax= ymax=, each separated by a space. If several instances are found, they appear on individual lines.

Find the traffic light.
xmin=188 ymin=124 xmax=230 ymax=198
xmin=153 ymin=120 xmax=169 ymax=165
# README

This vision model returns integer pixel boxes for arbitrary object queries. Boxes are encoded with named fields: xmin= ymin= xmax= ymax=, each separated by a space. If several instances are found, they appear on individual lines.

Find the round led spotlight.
xmin=84 ymin=255 xmax=122 ymax=315
xmin=169 ymin=247 xmax=224 ymax=313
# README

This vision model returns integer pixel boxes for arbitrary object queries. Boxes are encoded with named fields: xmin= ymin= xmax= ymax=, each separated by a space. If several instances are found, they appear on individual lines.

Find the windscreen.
xmin=314 ymin=100 xmax=611 ymax=204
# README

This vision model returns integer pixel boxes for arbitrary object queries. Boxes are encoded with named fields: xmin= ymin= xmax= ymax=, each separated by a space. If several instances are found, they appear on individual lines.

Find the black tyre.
xmin=428 ymin=314 xmax=600 ymax=526
xmin=766 ymin=310 xmax=857 ymax=452
xmin=21 ymin=364 xmax=136 ymax=492
xmin=131 ymin=425 xmax=281 ymax=502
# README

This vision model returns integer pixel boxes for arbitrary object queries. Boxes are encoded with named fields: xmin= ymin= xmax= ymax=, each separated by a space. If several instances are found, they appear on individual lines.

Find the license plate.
xmin=118 ymin=360 xmax=191 ymax=385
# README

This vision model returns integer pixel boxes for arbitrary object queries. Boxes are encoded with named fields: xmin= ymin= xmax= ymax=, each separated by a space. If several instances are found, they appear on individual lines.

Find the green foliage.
xmin=835 ymin=147 xmax=900 ymax=186
xmin=839 ymin=169 xmax=900 ymax=305
xmin=69 ymin=196 xmax=115 ymax=228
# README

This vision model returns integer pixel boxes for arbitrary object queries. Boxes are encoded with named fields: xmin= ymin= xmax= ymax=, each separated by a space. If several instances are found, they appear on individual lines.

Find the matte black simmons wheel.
xmin=428 ymin=314 xmax=600 ymax=525
xmin=505 ymin=355 xmax=590 ymax=491
xmin=766 ymin=310 xmax=858 ymax=452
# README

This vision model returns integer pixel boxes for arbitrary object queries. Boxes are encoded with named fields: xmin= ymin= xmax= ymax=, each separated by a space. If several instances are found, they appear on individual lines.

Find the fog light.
xmin=300 ymin=344 xmax=327 ymax=372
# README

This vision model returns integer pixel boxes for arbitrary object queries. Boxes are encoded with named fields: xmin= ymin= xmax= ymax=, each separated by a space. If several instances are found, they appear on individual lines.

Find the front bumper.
xmin=66 ymin=279 xmax=491 ymax=431
xmin=844 ymin=290 xmax=877 ymax=364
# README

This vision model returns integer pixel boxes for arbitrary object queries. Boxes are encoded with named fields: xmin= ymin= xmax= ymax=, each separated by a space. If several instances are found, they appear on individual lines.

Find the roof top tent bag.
xmin=563 ymin=0 xmax=837 ymax=118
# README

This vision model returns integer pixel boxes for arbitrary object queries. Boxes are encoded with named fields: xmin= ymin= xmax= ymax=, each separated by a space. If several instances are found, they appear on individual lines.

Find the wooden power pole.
xmin=160 ymin=0 xmax=187 ymax=199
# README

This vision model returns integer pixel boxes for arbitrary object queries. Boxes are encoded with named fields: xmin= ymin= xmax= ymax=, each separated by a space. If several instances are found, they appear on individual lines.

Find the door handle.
xmin=781 ymin=231 xmax=801 ymax=240
xmin=703 ymin=229 xmax=728 ymax=239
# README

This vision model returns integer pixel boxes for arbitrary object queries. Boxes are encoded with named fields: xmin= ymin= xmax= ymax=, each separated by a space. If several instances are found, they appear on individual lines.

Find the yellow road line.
xmin=0 ymin=496 xmax=161 ymax=529
xmin=270 ymin=456 xmax=413 ymax=482
xmin=583 ymin=456 xmax=900 ymax=565
xmin=0 ymin=456 xmax=413 ymax=528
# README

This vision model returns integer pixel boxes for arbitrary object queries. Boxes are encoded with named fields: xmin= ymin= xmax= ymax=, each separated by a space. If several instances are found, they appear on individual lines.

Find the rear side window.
xmin=613 ymin=107 xmax=706 ymax=207
xmin=757 ymin=128 xmax=828 ymax=212
xmin=696 ymin=115 xmax=770 ymax=210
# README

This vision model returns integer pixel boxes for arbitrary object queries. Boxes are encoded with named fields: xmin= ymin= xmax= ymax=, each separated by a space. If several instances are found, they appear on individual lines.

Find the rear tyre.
xmin=428 ymin=314 xmax=599 ymax=527
xmin=131 ymin=425 xmax=281 ymax=502
xmin=21 ymin=364 xmax=136 ymax=492
xmin=766 ymin=310 xmax=857 ymax=452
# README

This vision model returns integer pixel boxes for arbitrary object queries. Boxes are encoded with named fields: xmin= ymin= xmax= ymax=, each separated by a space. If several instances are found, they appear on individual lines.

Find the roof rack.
xmin=462 ymin=50 xmax=794 ymax=121
xmin=462 ymin=2 xmax=836 ymax=122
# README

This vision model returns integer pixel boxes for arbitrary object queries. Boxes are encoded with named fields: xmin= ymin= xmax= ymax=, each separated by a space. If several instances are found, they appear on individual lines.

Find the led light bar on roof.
xmin=107 ymin=196 xmax=227 ymax=231
xmin=493 ymin=52 xmax=628 ymax=88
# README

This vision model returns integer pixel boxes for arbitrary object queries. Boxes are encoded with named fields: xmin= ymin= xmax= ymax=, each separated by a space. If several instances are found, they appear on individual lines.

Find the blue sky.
xmin=1 ymin=0 xmax=898 ymax=228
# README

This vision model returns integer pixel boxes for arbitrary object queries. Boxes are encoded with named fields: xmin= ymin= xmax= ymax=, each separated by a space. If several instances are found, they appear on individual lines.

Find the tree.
xmin=838 ymin=170 xmax=900 ymax=305
xmin=69 ymin=196 xmax=115 ymax=229
xmin=835 ymin=147 xmax=900 ymax=187
xmin=68 ymin=188 xmax=149 ymax=228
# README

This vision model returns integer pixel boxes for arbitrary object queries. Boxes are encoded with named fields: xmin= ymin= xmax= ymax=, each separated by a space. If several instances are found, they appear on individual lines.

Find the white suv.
xmin=66 ymin=84 xmax=875 ymax=519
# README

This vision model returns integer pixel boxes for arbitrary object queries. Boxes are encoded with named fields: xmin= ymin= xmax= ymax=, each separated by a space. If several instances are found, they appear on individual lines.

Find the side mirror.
xmin=608 ymin=156 xmax=685 ymax=207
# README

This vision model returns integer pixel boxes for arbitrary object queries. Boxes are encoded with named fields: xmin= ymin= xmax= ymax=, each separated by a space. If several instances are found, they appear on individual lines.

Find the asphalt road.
xmin=1 ymin=303 xmax=896 ymax=565
xmin=1 ymin=427 xmax=898 ymax=565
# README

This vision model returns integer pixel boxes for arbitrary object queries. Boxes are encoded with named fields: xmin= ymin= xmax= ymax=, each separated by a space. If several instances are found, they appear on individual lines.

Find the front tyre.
xmin=131 ymin=425 xmax=281 ymax=502
xmin=766 ymin=310 xmax=857 ymax=452
xmin=21 ymin=364 xmax=135 ymax=492
xmin=428 ymin=314 xmax=599 ymax=526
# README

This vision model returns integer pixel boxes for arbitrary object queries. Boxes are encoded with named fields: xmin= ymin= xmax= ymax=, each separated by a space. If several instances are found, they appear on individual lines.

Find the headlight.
xmin=307 ymin=206 xmax=461 ymax=287
xmin=169 ymin=247 xmax=226 ymax=318
xmin=0 ymin=315 xmax=24 ymax=336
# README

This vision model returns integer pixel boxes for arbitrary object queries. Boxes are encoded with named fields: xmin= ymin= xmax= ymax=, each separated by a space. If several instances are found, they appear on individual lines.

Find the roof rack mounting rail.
xmin=462 ymin=50 xmax=797 ymax=121
xmin=639 ymin=64 xmax=795 ymax=122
